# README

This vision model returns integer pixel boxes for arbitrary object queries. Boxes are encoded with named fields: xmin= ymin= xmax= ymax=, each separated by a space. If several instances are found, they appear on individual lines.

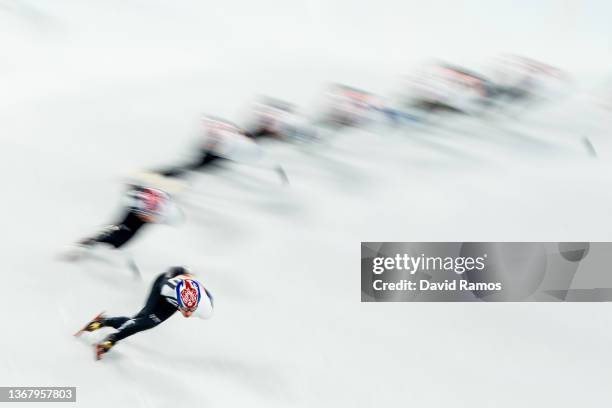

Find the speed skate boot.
xmin=95 ymin=339 xmax=115 ymax=361
xmin=74 ymin=312 xmax=106 ymax=337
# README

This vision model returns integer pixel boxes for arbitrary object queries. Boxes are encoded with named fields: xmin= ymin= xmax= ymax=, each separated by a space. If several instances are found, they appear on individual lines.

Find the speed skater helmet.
xmin=176 ymin=278 xmax=202 ymax=312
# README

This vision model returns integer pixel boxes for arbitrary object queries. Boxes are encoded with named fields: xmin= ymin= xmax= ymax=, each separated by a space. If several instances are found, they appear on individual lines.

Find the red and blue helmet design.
xmin=176 ymin=278 xmax=201 ymax=312
xmin=127 ymin=186 xmax=169 ymax=220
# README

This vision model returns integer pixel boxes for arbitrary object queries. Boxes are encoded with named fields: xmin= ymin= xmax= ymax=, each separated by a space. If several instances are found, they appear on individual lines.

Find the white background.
xmin=1 ymin=1 xmax=612 ymax=406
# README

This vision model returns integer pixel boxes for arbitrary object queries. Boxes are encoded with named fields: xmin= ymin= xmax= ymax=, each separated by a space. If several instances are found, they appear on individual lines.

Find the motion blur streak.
xmin=2 ymin=0 xmax=612 ymax=407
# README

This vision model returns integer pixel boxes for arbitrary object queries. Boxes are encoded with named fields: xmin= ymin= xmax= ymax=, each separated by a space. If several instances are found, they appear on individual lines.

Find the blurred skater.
xmin=400 ymin=62 xmax=495 ymax=116
xmin=244 ymin=96 xmax=316 ymax=142
xmin=158 ymin=116 xmax=289 ymax=184
xmin=317 ymin=84 xmax=380 ymax=128
xmin=75 ymin=266 xmax=214 ymax=360
xmin=63 ymin=181 xmax=182 ymax=274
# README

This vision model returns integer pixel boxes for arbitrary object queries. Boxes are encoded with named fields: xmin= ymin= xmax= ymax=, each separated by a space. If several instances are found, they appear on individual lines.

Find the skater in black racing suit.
xmin=76 ymin=266 xmax=214 ymax=360
xmin=76 ymin=185 xmax=173 ymax=251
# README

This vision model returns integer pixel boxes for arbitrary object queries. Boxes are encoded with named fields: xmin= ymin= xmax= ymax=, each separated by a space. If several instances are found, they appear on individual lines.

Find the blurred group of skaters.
xmin=67 ymin=54 xmax=567 ymax=359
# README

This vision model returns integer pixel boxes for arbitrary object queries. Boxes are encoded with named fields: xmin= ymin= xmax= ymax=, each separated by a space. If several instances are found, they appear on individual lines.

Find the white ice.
xmin=2 ymin=1 xmax=612 ymax=407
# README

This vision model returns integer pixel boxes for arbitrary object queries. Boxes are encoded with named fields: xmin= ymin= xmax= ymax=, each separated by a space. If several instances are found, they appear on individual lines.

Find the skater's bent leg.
xmin=105 ymin=303 xmax=177 ymax=344
xmin=87 ymin=225 xmax=130 ymax=249
xmin=103 ymin=270 xmax=182 ymax=344
xmin=81 ymin=211 xmax=147 ymax=249
xmin=158 ymin=166 xmax=190 ymax=178
xmin=106 ymin=314 xmax=161 ymax=343
xmin=184 ymin=152 xmax=221 ymax=172
xmin=101 ymin=316 xmax=131 ymax=329
xmin=158 ymin=151 xmax=221 ymax=178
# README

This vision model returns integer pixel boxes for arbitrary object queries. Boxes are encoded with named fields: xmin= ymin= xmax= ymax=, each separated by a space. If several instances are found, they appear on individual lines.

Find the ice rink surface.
xmin=2 ymin=1 xmax=612 ymax=407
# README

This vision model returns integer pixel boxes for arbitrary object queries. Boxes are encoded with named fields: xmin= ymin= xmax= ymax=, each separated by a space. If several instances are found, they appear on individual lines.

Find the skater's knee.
xmin=102 ymin=316 xmax=130 ymax=329
xmin=94 ymin=224 xmax=132 ymax=248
